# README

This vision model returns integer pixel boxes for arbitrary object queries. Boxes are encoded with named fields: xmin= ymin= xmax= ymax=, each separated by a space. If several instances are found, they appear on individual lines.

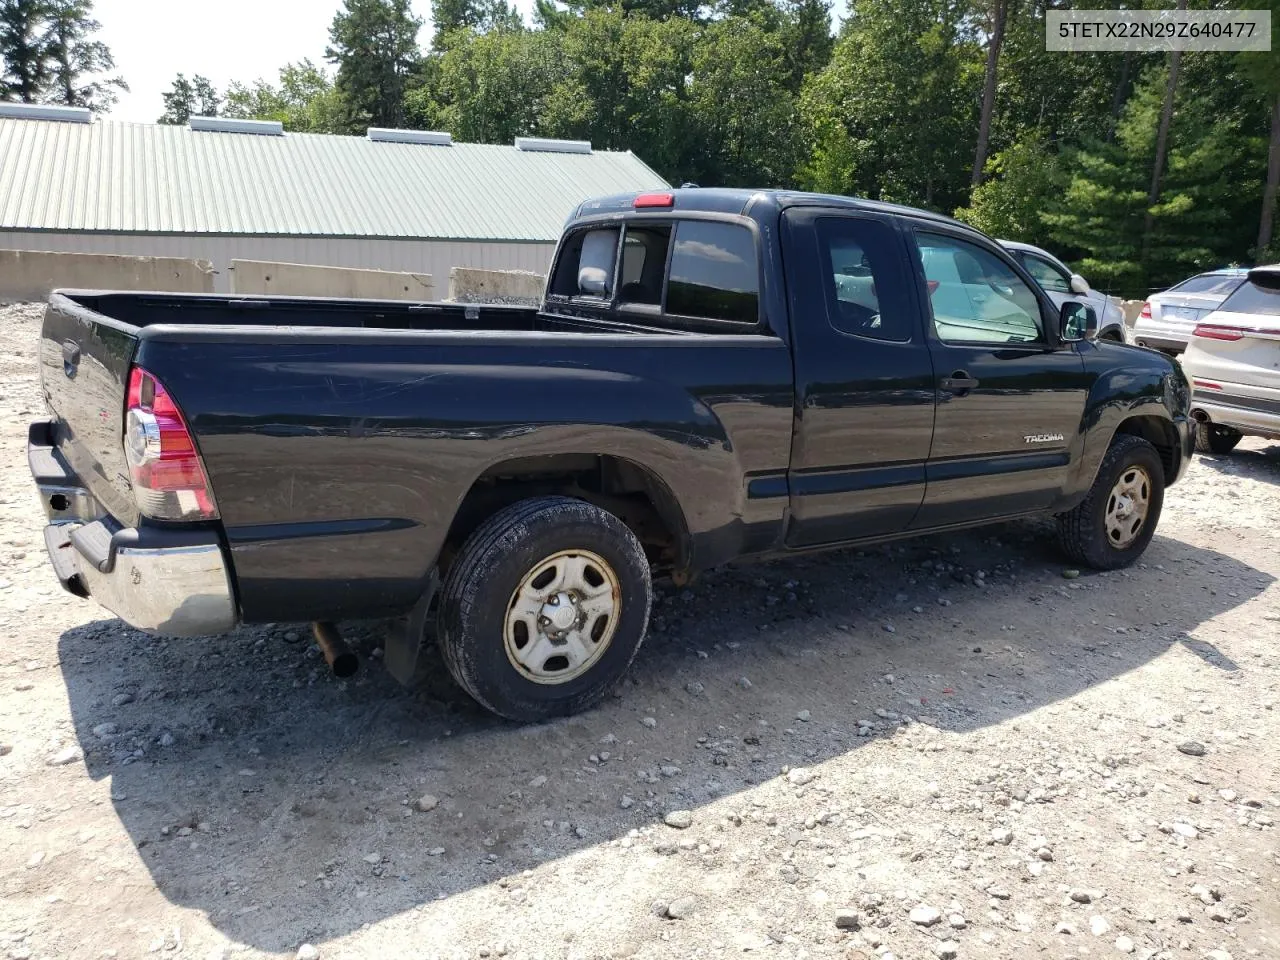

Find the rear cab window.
xmin=547 ymin=217 xmax=762 ymax=332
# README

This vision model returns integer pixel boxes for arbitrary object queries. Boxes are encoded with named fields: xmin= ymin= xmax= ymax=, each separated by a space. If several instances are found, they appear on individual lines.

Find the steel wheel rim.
xmin=503 ymin=548 xmax=621 ymax=685
xmin=1104 ymin=464 xmax=1151 ymax=548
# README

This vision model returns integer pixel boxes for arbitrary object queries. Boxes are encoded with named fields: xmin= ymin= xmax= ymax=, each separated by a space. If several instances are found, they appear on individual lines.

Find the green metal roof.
xmin=0 ymin=118 xmax=668 ymax=241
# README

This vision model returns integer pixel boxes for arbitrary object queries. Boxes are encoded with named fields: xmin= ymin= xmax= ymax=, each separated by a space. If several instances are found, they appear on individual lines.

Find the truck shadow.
xmin=56 ymin=521 xmax=1273 ymax=953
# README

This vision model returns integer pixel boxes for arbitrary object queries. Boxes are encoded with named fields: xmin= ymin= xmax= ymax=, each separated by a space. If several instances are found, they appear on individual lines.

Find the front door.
xmin=783 ymin=209 xmax=936 ymax=546
xmin=909 ymin=227 xmax=1090 ymax=528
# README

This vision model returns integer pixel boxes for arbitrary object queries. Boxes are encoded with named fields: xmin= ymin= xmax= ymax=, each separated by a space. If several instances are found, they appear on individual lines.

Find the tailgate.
xmin=35 ymin=294 xmax=141 ymax=527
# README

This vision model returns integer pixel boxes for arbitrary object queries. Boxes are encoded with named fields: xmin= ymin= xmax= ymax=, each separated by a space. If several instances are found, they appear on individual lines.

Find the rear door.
xmin=36 ymin=295 xmax=141 ymax=527
xmin=782 ymin=208 xmax=936 ymax=546
xmin=908 ymin=226 xmax=1090 ymax=527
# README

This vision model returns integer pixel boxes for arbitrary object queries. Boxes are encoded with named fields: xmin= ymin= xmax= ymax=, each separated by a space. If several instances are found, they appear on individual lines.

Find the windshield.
xmin=1167 ymin=273 xmax=1245 ymax=296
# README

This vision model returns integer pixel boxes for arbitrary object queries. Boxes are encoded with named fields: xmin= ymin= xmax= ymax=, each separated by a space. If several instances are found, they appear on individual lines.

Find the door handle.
xmin=940 ymin=372 xmax=979 ymax=393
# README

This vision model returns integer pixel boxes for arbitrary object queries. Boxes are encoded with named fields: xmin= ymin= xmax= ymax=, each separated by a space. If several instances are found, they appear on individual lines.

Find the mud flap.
xmin=384 ymin=569 xmax=439 ymax=687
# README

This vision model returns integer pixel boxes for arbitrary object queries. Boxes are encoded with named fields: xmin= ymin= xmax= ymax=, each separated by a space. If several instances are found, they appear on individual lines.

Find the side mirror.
xmin=577 ymin=268 xmax=609 ymax=297
xmin=1059 ymin=301 xmax=1098 ymax=342
xmin=1069 ymin=273 xmax=1091 ymax=296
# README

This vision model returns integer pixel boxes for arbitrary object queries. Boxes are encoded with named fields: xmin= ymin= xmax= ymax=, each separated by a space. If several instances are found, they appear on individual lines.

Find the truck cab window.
xmin=619 ymin=225 xmax=671 ymax=307
xmin=548 ymin=227 xmax=620 ymax=299
xmin=917 ymin=232 xmax=1043 ymax=345
xmin=666 ymin=221 xmax=758 ymax=324
xmin=817 ymin=216 xmax=913 ymax=341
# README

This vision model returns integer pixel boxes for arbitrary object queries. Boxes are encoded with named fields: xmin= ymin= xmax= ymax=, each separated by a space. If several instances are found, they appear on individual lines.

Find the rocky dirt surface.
xmin=0 ymin=301 xmax=1277 ymax=960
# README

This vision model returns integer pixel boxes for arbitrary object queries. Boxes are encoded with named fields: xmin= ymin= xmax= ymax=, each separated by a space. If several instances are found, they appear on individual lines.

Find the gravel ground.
xmin=0 ymin=301 xmax=1277 ymax=960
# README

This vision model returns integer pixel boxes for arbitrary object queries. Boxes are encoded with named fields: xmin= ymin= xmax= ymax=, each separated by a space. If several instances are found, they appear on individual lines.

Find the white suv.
xmin=998 ymin=240 xmax=1127 ymax=341
xmin=1183 ymin=265 xmax=1280 ymax=454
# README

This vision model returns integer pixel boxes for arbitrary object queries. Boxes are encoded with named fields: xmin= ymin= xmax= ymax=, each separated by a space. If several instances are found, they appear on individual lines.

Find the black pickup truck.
xmin=29 ymin=188 xmax=1194 ymax=720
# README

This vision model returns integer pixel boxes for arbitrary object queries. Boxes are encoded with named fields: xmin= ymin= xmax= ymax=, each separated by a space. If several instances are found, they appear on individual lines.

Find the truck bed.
xmin=37 ymin=288 xmax=794 ymax=624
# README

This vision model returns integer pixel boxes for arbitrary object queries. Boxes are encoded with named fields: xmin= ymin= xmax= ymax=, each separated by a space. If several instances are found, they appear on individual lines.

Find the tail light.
xmin=123 ymin=366 xmax=218 ymax=521
xmin=633 ymin=192 xmax=675 ymax=208
xmin=1139 ymin=302 xmax=1152 ymax=319
xmin=1192 ymin=379 xmax=1222 ymax=390
xmin=1193 ymin=324 xmax=1243 ymax=341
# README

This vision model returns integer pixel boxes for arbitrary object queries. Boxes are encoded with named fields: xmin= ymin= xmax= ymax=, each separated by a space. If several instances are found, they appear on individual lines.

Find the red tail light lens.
xmin=124 ymin=366 xmax=218 ymax=520
xmin=1193 ymin=324 xmax=1244 ymax=341
xmin=1192 ymin=379 xmax=1222 ymax=390
xmin=1139 ymin=302 xmax=1152 ymax=319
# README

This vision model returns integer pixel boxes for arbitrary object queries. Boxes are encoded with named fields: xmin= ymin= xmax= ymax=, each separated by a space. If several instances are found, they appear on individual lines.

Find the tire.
xmin=1194 ymin=421 xmax=1242 ymax=455
xmin=1057 ymin=435 xmax=1165 ymax=570
xmin=436 ymin=496 xmax=652 ymax=722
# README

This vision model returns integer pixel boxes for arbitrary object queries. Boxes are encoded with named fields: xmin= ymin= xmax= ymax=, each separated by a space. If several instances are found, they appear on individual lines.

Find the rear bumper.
xmin=1133 ymin=333 xmax=1187 ymax=353
xmin=30 ymin=421 xmax=237 ymax=637
xmin=1193 ymin=389 xmax=1280 ymax=440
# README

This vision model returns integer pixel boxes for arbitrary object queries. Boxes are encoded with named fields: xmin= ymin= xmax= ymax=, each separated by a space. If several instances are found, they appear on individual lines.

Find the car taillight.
xmin=1192 ymin=379 xmax=1222 ymax=390
xmin=123 ymin=366 xmax=218 ymax=521
xmin=1139 ymin=302 xmax=1152 ymax=319
xmin=1193 ymin=324 xmax=1244 ymax=341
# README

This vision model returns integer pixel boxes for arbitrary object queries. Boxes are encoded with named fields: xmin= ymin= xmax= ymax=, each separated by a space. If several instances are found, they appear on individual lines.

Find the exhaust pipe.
xmin=311 ymin=622 xmax=359 ymax=678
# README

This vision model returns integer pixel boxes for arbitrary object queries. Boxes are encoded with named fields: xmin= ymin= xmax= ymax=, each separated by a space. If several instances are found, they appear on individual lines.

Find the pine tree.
xmin=326 ymin=0 xmax=422 ymax=130
xmin=1043 ymin=67 xmax=1262 ymax=297
xmin=44 ymin=0 xmax=125 ymax=111
xmin=158 ymin=73 xmax=220 ymax=124
xmin=0 ymin=0 xmax=52 ymax=102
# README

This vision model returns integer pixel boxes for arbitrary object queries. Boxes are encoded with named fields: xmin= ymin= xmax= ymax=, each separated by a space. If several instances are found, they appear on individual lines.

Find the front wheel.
xmin=1057 ymin=435 xmax=1165 ymax=570
xmin=437 ymin=496 xmax=652 ymax=722
xmin=1194 ymin=421 xmax=1242 ymax=455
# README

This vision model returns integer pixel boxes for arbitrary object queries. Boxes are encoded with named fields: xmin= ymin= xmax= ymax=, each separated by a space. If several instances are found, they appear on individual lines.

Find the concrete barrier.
xmin=1119 ymin=299 xmax=1145 ymax=327
xmin=230 ymin=260 xmax=434 ymax=300
xmin=448 ymin=267 xmax=545 ymax=305
xmin=0 ymin=249 xmax=214 ymax=301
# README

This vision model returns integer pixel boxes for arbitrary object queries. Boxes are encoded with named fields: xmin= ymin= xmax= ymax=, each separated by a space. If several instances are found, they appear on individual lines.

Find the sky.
xmin=94 ymin=0 xmax=533 ymax=124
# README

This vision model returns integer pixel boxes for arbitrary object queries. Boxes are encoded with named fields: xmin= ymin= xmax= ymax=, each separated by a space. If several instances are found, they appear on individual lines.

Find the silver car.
xmin=1132 ymin=268 xmax=1249 ymax=355
xmin=998 ymin=240 xmax=1128 ymax=342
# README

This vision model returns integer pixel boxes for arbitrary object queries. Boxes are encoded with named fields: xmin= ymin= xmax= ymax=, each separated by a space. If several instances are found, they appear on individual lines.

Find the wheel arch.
xmin=442 ymin=452 xmax=693 ymax=581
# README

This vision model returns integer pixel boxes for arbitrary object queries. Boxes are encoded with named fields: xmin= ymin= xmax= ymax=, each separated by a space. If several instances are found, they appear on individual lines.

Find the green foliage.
xmin=406 ymin=27 xmax=566 ymax=142
xmin=1043 ymin=66 xmax=1263 ymax=297
xmin=223 ymin=60 xmax=344 ymax=133
xmin=0 ymin=0 xmax=51 ymax=103
xmin=431 ymin=0 xmax=522 ymax=45
xmin=954 ymin=136 xmax=1061 ymax=242
xmin=43 ymin=0 xmax=124 ymax=110
xmin=157 ymin=73 xmax=220 ymax=124
xmin=798 ymin=0 xmax=981 ymax=210
xmin=1 ymin=0 xmax=120 ymax=108
xmin=326 ymin=0 xmax=422 ymax=130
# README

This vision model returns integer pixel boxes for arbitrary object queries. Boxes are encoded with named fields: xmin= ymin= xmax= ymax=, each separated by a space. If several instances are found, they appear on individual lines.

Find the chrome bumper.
xmin=31 ymin=423 xmax=237 ymax=637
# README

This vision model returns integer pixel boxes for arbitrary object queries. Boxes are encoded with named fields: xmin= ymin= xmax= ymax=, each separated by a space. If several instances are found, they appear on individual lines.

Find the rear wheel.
xmin=1057 ymin=435 xmax=1165 ymax=570
xmin=437 ymin=496 xmax=652 ymax=722
xmin=1194 ymin=421 xmax=1242 ymax=455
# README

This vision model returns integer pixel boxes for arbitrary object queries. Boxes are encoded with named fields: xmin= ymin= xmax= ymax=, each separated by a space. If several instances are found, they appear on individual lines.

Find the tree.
xmin=1236 ymin=0 xmax=1280 ymax=256
xmin=407 ymin=28 xmax=566 ymax=142
xmin=326 ymin=0 xmax=422 ymax=130
xmin=157 ymin=73 xmax=220 ymax=124
xmin=224 ymin=60 xmax=344 ymax=133
xmin=687 ymin=16 xmax=802 ymax=186
xmin=799 ymin=0 xmax=980 ymax=210
xmin=44 ymin=0 xmax=125 ymax=111
xmin=1043 ymin=67 xmax=1262 ymax=297
xmin=955 ymin=134 xmax=1061 ymax=241
xmin=971 ymin=0 xmax=1009 ymax=186
xmin=0 ymin=0 xmax=51 ymax=102
xmin=1142 ymin=0 xmax=1188 ymax=262
xmin=431 ymin=0 xmax=521 ymax=45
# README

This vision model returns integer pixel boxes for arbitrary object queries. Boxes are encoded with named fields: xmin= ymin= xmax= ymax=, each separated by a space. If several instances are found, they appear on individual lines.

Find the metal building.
xmin=0 ymin=104 xmax=668 ymax=292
